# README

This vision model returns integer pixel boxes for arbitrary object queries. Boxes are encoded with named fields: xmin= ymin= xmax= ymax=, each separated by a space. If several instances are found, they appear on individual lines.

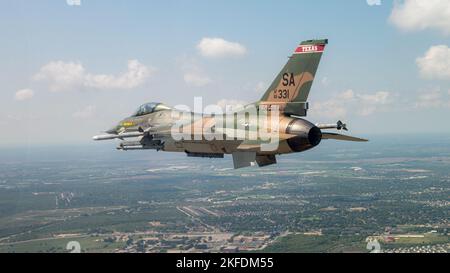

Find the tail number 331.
xmin=274 ymin=89 xmax=290 ymax=99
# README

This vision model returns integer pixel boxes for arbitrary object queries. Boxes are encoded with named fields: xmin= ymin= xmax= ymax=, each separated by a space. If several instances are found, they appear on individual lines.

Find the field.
xmin=263 ymin=234 xmax=367 ymax=253
xmin=0 ymin=135 xmax=449 ymax=253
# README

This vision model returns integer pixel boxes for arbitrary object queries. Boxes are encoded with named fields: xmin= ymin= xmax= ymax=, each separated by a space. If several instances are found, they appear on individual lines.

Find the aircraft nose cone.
xmin=308 ymin=126 xmax=322 ymax=147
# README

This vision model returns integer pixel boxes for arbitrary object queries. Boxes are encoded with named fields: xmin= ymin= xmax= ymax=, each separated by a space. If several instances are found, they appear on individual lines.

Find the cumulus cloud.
xmin=358 ymin=91 xmax=391 ymax=116
xmin=72 ymin=105 xmax=96 ymax=119
xmin=340 ymin=89 xmax=356 ymax=100
xmin=33 ymin=61 xmax=84 ymax=91
xmin=416 ymin=45 xmax=450 ymax=80
xmin=178 ymin=56 xmax=212 ymax=87
xmin=310 ymin=99 xmax=348 ymax=120
xmin=197 ymin=38 xmax=247 ymax=58
xmin=414 ymin=88 xmax=450 ymax=108
xmin=183 ymin=72 xmax=212 ymax=87
xmin=389 ymin=0 xmax=450 ymax=34
xmin=415 ymin=90 xmax=441 ymax=108
xmin=33 ymin=60 xmax=155 ymax=91
xmin=254 ymin=82 xmax=267 ymax=93
xmin=321 ymin=77 xmax=330 ymax=87
xmin=309 ymin=90 xmax=393 ymax=119
xmin=85 ymin=60 xmax=153 ymax=89
xmin=14 ymin=88 xmax=34 ymax=101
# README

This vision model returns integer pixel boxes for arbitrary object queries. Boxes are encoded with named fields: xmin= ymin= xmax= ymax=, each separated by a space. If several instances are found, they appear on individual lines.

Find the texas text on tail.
xmin=93 ymin=39 xmax=368 ymax=169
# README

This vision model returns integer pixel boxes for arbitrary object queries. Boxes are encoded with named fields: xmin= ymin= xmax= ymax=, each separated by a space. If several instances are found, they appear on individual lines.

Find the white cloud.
xmin=414 ymin=88 xmax=450 ymax=108
xmin=197 ymin=38 xmax=247 ymax=58
xmin=178 ymin=56 xmax=212 ymax=87
xmin=254 ymin=81 xmax=267 ymax=93
xmin=321 ymin=77 xmax=330 ymax=87
xmin=183 ymin=72 xmax=212 ymax=87
xmin=310 ymin=90 xmax=393 ymax=119
xmin=5 ymin=113 xmax=39 ymax=122
xmin=389 ymin=0 xmax=450 ymax=34
xmin=33 ymin=61 xmax=84 ymax=91
xmin=310 ymin=99 xmax=348 ymax=120
xmin=358 ymin=91 xmax=391 ymax=116
xmin=359 ymin=91 xmax=391 ymax=105
xmin=33 ymin=59 xmax=155 ymax=91
xmin=72 ymin=105 xmax=96 ymax=119
xmin=415 ymin=90 xmax=441 ymax=108
xmin=14 ymin=88 xmax=34 ymax=101
xmin=340 ymin=89 xmax=355 ymax=100
xmin=85 ymin=60 xmax=153 ymax=89
xmin=416 ymin=45 xmax=450 ymax=80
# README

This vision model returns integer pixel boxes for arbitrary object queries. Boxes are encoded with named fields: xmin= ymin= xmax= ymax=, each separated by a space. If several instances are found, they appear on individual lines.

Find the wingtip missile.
xmin=92 ymin=131 xmax=144 ymax=141
xmin=316 ymin=121 xmax=348 ymax=131
xmin=336 ymin=120 xmax=348 ymax=131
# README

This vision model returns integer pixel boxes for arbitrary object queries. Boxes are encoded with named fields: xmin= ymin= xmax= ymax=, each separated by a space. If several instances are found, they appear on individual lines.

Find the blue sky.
xmin=1 ymin=0 xmax=449 ymax=146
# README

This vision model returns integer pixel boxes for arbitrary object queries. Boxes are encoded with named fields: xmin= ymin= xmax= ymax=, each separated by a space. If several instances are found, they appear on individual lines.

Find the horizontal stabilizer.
xmin=322 ymin=132 xmax=368 ymax=142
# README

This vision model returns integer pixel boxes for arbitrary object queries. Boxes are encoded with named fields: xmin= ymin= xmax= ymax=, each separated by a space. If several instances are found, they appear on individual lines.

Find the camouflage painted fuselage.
xmin=113 ymin=107 xmax=321 ymax=157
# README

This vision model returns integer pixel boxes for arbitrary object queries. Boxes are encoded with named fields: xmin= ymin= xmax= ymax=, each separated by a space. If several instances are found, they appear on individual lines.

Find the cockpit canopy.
xmin=131 ymin=102 xmax=171 ymax=117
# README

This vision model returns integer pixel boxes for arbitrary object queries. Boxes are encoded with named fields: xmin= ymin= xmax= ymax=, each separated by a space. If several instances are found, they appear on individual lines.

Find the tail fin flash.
xmin=260 ymin=39 xmax=328 ymax=116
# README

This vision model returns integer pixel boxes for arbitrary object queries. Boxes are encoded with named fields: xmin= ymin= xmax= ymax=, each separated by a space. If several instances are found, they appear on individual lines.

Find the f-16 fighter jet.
xmin=93 ymin=39 xmax=368 ymax=169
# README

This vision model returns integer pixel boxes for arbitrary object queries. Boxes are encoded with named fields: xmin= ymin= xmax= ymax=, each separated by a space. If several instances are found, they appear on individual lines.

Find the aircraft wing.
xmin=321 ymin=132 xmax=368 ymax=142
